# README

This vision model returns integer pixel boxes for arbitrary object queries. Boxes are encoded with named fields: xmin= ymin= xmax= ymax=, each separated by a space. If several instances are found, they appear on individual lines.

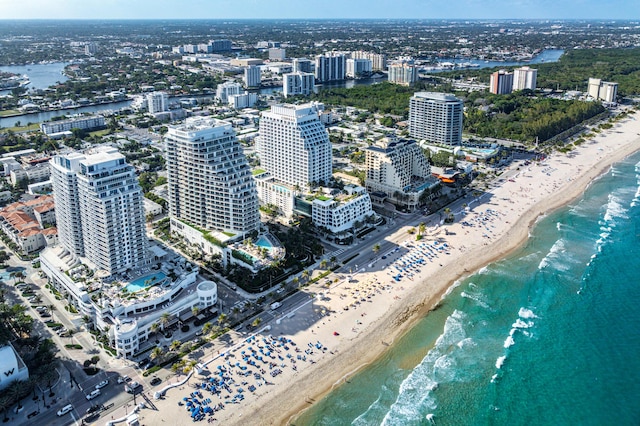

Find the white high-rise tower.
xmin=50 ymin=147 xmax=147 ymax=274
xmin=257 ymin=103 xmax=333 ymax=188
xmin=165 ymin=117 xmax=260 ymax=235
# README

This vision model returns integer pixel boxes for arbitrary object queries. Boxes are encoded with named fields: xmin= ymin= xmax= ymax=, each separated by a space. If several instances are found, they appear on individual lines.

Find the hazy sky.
xmin=0 ymin=0 xmax=637 ymax=20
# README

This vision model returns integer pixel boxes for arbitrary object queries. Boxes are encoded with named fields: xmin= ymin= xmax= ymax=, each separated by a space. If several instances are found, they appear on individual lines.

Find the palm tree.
xmin=217 ymin=313 xmax=228 ymax=327
xmin=372 ymin=244 xmax=380 ymax=255
xmin=14 ymin=271 xmax=24 ymax=283
xmin=0 ymin=396 xmax=11 ymax=422
xmin=251 ymin=318 xmax=262 ymax=328
xmin=330 ymin=256 xmax=337 ymax=267
xmin=301 ymin=270 xmax=310 ymax=282
xmin=418 ymin=222 xmax=426 ymax=237
xmin=149 ymin=322 xmax=160 ymax=337
xmin=232 ymin=306 xmax=240 ymax=318
xmin=191 ymin=306 xmax=200 ymax=317
xmin=170 ymin=340 xmax=181 ymax=352
xmin=159 ymin=313 xmax=170 ymax=332
xmin=320 ymin=259 xmax=328 ymax=269
xmin=150 ymin=346 xmax=164 ymax=362
xmin=202 ymin=322 xmax=212 ymax=336
xmin=8 ymin=379 xmax=30 ymax=411
xmin=292 ymin=277 xmax=300 ymax=288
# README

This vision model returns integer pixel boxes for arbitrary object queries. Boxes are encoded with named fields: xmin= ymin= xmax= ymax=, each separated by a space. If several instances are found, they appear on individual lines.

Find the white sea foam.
xmin=518 ymin=307 xmax=538 ymax=319
xmin=503 ymin=335 xmax=515 ymax=348
xmin=461 ymin=291 xmax=491 ymax=310
xmin=495 ymin=355 xmax=506 ymax=369
xmin=512 ymin=319 xmax=534 ymax=329
xmin=382 ymin=311 xmax=469 ymax=425
xmin=603 ymin=194 xmax=628 ymax=223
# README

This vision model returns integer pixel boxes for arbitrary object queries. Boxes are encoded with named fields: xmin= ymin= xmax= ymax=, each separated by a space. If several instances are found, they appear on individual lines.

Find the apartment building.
xmin=409 ymin=92 xmax=464 ymax=146
xmin=243 ymin=65 xmax=261 ymax=88
xmin=315 ymin=53 xmax=346 ymax=83
xmin=387 ymin=61 xmax=419 ymax=86
xmin=283 ymin=72 xmax=315 ymax=98
xmin=165 ymin=117 xmax=260 ymax=236
xmin=512 ymin=66 xmax=537 ymax=91
xmin=40 ymin=116 xmax=105 ymax=136
xmin=490 ymin=69 xmax=514 ymax=94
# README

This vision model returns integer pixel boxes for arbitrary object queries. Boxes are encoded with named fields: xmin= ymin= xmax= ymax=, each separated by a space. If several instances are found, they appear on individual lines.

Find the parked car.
xmin=150 ymin=377 xmax=162 ymax=386
xmin=57 ymin=404 xmax=73 ymax=416
xmin=95 ymin=380 xmax=108 ymax=389
xmin=86 ymin=404 xmax=102 ymax=414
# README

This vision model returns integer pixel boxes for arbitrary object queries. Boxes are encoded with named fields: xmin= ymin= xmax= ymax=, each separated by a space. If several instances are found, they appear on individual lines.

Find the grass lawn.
xmin=0 ymin=109 xmax=21 ymax=117
xmin=0 ymin=123 xmax=40 ymax=133
xmin=89 ymin=128 xmax=113 ymax=137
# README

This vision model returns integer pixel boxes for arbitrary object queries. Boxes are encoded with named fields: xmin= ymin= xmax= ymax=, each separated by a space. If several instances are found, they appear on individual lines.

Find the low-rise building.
xmin=40 ymin=115 xmax=105 ymax=135
xmin=310 ymin=185 xmax=374 ymax=233
xmin=0 ymin=195 xmax=57 ymax=253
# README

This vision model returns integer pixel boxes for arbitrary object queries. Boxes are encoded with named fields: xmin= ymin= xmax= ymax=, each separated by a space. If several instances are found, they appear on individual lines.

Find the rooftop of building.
xmin=412 ymin=91 xmax=462 ymax=102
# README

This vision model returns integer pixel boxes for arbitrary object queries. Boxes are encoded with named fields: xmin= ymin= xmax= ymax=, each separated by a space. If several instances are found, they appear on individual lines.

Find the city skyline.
xmin=1 ymin=0 xmax=637 ymax=20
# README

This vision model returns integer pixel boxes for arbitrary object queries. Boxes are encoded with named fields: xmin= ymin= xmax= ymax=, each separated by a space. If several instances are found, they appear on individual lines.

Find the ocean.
xmin=294 ymin=151 xmax=640 ymax=426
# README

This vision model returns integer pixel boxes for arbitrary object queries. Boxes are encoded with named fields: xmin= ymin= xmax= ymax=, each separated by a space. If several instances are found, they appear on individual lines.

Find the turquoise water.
xmin=126 ymin=272 xmax=167 ymax=293
xmin=256 ymin=236 xmax=274 ymax=249
xmin=295 ymin=151 xmax=640 ymax=426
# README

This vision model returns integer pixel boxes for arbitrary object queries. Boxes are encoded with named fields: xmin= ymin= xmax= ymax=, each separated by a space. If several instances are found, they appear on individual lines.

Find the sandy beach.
xmin=127 ymin=111 xmax=640 ymax=426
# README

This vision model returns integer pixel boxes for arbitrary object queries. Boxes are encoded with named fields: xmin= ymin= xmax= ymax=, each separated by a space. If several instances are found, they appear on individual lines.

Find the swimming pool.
xmin=255 ymin=236 xmax=273 ymax=249
xmin=126 ymin=272 xmax=167 ymax=293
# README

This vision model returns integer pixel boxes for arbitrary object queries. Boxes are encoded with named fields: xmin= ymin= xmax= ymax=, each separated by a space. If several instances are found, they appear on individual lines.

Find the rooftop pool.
xmin=126 ymin=271 xmax=167 ymax=293
xmin=255 ymin=236 xmax=274 ymax=249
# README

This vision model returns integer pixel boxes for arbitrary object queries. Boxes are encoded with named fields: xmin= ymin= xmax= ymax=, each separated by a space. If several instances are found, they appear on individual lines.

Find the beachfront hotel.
xmin=257 ymin=103 xmax=333 ymax=190
xmin=365 ymin=137 xmax=439 ymax=211
xmin=387 ymin=61 xmax=419 ymax=86
xmin=41 ymin=146 xmax=215 ymax=358
xmin=409 ymin=92 xmax=464 ymax=146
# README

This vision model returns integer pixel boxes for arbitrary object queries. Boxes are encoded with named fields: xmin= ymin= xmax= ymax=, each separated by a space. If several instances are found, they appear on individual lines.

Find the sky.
xmin=0 ymin=0 xmax=638 ymax=20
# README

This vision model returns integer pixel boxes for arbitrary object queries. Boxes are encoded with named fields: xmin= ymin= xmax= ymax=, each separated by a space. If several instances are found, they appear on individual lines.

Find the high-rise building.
xmin=147 ymin=91 xmax=169 ymax=114
xmin=283 ymin=72 xmax=315 ymax=98
xmin=268 ymin=48 xmax=286 ymax=61
xmin=243 ymin=65 xmax=261 ymax=88
xmin=346 ymin=58 xmax=372 ymax=78
xmin=292 ymin=58 xmax=313 ymax=73
xmin=216 ymin=81 xmax=243 ymax=103
xmin=315 ymin=53 xmax=346 ymax=83
xmin=209 ymin=39 xmax=232 ymax=52
xmin=512 ymin=66 xmax=537 ymax=91
xmin=490 ymin=69 xmax=514 ymax=94
xmin=409 ymin=92 xmax=464 ymax=146
xmin=257 ymin=103 xmax=333 ymax=189
xmin=165 ymin=117 xmax=259 ymax=235
xmin=365 ymin=137 xmax=434 ymax=211
xmin=50 ymin=147 xmax=147 ymax=274
xmin=352 ymin=51 xmax=387 ymax=71
xmin=85 ymin=42 xmax=97 ymax=56
xmin=588 ymin=78 xmax=618 ymax=103
xmin=387 ymin=61 xmax=419 ymax=86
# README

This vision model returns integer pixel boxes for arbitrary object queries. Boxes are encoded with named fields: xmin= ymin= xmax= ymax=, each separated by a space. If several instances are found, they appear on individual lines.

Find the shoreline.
xmin=131 ymin=110 xmax=640 ymax=426
xmin=279 ymin=116 xmax=640 ymax=425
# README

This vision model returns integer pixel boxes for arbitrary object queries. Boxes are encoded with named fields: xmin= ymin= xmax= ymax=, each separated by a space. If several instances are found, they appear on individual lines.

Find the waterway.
xmin=0 ymin=49 xmax=564 ymax=128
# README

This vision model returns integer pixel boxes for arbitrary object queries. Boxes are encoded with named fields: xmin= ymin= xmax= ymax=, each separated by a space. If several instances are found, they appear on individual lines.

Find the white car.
xmin=57 ymin=404 xmax=73 ymax=416
xmin=85 ymin=389 xmax=100 ymax=400
xmin=95 ymin=379 xmax=109 ymax=389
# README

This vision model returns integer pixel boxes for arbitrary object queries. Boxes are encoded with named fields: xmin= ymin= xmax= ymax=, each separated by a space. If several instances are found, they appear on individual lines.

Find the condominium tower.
xmin=315 ymin=53 xmax=346 ymax=83
xmin=409 ymin=92 xmax=464 ymax=146
xmin=490 ymin=70 xmax=514 ymax=94
xmin=243 ymin=65 xmax=261 ymax=88
xmin=257 ymin=103 xmax=333 ymax=188
xmin=164 ymin=117 xmax=259 ymax=235
xmin=50 ymin=147 xmax=147 ymax=274
xmin=283 ymin=72 xmax=315 ymax=98
xmin=387 ymin=62 xmax=419 ymax=86
xmin=512 ymin=66 xmax=537 ymax=91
